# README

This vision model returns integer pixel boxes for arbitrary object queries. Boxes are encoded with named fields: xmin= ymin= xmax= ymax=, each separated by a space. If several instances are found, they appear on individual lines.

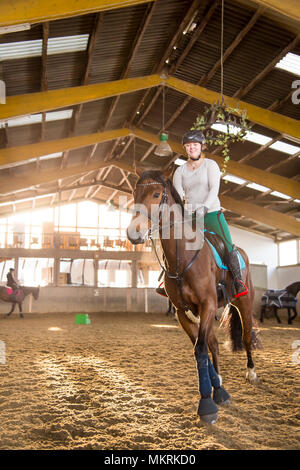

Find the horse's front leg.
xmin=18 ymin=302 xmax=24 ymax=318
xmin=273 ymin=306 xmax=281 ymax=324
xmin=5 ymin=302 xmax=16 ymax=317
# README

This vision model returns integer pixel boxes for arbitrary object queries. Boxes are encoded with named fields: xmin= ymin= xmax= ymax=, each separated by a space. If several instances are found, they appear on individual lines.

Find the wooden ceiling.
xmin=0 ymin=0 xmax=299 ymax=241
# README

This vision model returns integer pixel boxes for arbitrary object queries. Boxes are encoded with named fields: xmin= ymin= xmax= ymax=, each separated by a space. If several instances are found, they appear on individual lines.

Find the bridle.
xmin=134 ymin=180 xmax=168 ymax=224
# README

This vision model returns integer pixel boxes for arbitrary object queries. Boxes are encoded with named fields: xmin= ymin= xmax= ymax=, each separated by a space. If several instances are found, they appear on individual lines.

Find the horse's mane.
xmin=137 ymin=170 xmax=184 ymax=213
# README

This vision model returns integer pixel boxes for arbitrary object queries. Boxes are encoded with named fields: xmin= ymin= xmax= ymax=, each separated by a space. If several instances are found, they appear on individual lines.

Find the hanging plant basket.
xmin=191 ymin=101 xmax=252 ymax=177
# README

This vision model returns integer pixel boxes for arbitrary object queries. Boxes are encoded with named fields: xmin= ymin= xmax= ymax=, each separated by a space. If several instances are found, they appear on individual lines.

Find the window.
xmin=275 ymin=52 xmax=300 ymax=77
xmin=278 ymin=240 xmax=298 ymax=266
xmin=0 ymin=35 xmax=89 ymax=60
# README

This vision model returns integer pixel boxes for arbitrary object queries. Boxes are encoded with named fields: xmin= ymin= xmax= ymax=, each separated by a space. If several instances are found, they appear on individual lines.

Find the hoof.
xmin=246 ymin=368 xmax=259 ymax=384
xmin=213 ymin=386 xmax=230 ymax=405
xmin=197 ymin=397 xmax=218 ymax=424
xmin=20 ymin=314 xmax=24 ymax=319
xmin=200 ymin=412 xmax=218 ymax=424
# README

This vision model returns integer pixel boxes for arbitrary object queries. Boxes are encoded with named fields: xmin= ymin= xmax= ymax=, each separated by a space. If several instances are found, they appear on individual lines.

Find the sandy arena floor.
xmin=0 ymin=309 xmax=299 ymax=450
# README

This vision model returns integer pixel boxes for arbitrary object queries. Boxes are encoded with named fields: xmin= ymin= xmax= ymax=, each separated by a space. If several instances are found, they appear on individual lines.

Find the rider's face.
xmin=184 ymin=142 xmax=202 ymax=159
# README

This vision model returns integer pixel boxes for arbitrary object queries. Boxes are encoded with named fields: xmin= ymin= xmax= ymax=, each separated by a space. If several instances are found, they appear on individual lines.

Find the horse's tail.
xmin=220 ymin=304 xmax=262 ymax=352
xmin=224 ymin=304 xmax=244 ymax=351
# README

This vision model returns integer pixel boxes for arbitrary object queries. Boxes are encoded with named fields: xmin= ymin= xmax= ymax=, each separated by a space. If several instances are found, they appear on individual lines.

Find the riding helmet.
xmin=182 ymin=129 xmax=206 ymax=145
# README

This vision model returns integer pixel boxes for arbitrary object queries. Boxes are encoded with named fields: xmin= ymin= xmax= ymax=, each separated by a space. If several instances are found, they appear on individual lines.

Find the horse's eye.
xmin=153 ymin=192 xmax=160 ymax=198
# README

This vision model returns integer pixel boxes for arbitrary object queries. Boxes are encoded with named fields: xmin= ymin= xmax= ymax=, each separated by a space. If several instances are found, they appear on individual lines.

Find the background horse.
xmin=0 ymin=286 xmax=40 ymax=318
xmin=127 ymin=170 xmax=260 ymax=424
xmin=260 ymin=281 xmax=299 ymax=325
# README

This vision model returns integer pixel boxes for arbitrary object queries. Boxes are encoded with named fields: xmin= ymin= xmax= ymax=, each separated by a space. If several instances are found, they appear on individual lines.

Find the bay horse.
xmin=1 ymin=286 xmax=40 ymax=318
xmin=260 ymin=281 xmax=299 ymax=325
xmin=127 ymin=170 xmax=260 ymax=424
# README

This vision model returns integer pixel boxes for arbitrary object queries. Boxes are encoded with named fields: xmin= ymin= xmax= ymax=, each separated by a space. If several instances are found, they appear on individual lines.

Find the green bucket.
xmin=75 ymin=314 xmax=91 ymax=325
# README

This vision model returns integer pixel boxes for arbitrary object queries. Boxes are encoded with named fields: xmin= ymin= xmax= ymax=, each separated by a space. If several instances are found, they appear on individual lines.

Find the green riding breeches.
xmin=204 ymin=210 xmax=234 ymax=253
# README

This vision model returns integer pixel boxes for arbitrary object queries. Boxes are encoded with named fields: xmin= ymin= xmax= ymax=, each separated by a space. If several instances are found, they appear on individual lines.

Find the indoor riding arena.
xmin=0 ymin=0 xmax=299 ymax=452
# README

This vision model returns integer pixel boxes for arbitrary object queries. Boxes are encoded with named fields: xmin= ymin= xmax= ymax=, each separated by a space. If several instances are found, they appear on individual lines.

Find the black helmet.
xmin=182 ymin=129 xmax=206 ymax=145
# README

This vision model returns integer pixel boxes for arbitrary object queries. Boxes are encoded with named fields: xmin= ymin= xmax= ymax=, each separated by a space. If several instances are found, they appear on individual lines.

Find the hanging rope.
xmin=162 ymin=84 xmax=165 ymax=132
xmin=133 ymin=135 xmax=137 ymax=176
xmin=220 ymin=0 xmax=224 ymax=104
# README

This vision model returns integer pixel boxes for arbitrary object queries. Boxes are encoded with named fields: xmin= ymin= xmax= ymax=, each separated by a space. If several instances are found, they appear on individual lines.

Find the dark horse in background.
xmin=127 ymin=170 xmax=260 ymax=424
xmin=260 ymin=282 xmax=299 ymax=325
xmin=1 ymin=286 xmax=40 ymax=318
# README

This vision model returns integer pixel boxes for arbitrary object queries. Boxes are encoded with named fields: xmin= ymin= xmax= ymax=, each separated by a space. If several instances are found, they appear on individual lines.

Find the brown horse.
xmin=127 ymin=170 xmax=260 ymax=424
xmin=1 ymin=286 xmax=40 ymax=318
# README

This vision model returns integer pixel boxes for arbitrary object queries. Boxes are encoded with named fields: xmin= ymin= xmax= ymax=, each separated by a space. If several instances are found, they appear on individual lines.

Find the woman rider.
xmin=156 ymin=129 xmax=248 ymax=299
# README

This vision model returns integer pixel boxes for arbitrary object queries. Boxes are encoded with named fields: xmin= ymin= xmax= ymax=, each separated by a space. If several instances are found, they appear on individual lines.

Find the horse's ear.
xmin=162 ymin=163 xmax=176 ymax=181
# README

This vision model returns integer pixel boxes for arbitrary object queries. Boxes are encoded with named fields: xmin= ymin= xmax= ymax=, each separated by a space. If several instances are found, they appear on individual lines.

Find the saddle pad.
xmin=206 ymin=239 xmax=245 ymax=271
xmin=6 ymin=287 xmax=21 ymax=296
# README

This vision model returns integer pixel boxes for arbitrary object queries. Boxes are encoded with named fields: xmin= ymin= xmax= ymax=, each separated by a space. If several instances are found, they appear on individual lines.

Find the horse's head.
xmin=127 ymin=170 xmax=170 ymax=245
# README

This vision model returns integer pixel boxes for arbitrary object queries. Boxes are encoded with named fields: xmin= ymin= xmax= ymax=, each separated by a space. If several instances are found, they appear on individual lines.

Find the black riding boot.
xmin=227 ymin=246 xmax=248 ymax=298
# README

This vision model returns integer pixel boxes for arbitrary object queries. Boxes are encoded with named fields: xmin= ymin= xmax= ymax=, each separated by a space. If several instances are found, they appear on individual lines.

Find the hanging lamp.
xmin=154 ymin=85 xmax=173 ymax=157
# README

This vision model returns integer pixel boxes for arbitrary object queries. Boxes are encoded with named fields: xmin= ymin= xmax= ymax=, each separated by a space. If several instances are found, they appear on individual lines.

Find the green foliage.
xmin=191 ymin=101 xmax=252 ymax=178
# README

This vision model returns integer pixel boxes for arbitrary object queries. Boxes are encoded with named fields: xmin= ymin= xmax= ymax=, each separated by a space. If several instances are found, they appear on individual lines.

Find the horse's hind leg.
xmin=289 ymin=307 xmax=297 ymax=325
xmin=234 ymin=296 xmax=258 ymax=384
xmin=260 ymin=305 xmax=266 ymax=323
xmin=5 ymin=303 xmax=16 ymax=318
xmin=208 ymin=330 xmax=230 ymax=405
xmin=18 ymin=303 xmax=24 ymax=318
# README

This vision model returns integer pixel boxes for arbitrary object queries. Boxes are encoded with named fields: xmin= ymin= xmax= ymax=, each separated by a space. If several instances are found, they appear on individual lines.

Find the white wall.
xmin=276 ymin=265 xmax=300 ymax=289
xmin=230 ymin=226 xmax=278 ymax=288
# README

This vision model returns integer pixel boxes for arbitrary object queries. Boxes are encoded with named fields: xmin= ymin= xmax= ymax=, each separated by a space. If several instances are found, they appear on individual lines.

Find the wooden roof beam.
xmin=0 ymin=128 xmax=131 ymax=166
xmin=0 ymin=0 xmax=156 ymax=27
xmin=0 ymin=75 xmax=162 ymax=122
xmin=220 ymin=195 xmax=300 ymax=237
xmin=0 ymin=157 xmax=134 ymax=196
xmin=250 ymin=0 xmax=300 ymax=21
